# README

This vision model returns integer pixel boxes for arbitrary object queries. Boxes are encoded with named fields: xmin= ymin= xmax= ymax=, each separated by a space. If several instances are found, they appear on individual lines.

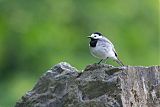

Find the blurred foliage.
xmin=0 ymin=0 xmax=159 ymax=106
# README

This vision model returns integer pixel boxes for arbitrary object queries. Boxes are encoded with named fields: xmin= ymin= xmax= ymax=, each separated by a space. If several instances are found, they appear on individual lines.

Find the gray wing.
xmin=101 ymin=37 xmax=124 ymax=66
xmin=99 ymin=37 xmax=118 ymax=56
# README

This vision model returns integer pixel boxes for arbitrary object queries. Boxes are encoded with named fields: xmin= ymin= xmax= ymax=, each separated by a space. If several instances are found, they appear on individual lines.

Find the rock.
xmin=15 ymin=62 xmax=160 ymax=107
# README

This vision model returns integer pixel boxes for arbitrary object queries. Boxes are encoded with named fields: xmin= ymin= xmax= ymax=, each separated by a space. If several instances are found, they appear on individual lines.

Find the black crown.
xmin=93 ymin=32 xmax=102 ymax=36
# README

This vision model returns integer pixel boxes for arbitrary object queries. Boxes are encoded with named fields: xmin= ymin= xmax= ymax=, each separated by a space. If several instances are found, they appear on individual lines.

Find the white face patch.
xmin=90 ymin=34 xmax=103 ymax=39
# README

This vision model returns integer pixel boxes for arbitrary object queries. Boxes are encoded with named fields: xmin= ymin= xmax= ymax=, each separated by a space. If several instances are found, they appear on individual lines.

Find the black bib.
xmin=90 ymin=38 xmax=98 ymax=47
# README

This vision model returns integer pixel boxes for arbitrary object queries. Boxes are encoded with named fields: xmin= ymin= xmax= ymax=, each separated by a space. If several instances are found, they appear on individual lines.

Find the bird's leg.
xmin=98 ymin=59 xmax=103 ymax=64
xmin=105 ymin=57 xmax=109 ymax=63
xmin=116 ymin=58 xmax=124 ymax=66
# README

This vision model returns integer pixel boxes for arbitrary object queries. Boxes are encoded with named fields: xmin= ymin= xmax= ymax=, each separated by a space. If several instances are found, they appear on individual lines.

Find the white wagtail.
xmin=87 ymin=32 xmax=124 ymax=66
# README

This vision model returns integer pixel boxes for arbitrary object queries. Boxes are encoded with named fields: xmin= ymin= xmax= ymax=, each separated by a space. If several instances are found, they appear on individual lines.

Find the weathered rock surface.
xmin=15 ymin=62 xmax=160 ymax=107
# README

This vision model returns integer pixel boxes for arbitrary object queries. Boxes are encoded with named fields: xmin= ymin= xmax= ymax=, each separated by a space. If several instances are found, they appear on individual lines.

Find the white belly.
xmin=90 ymin=46 xmax=110 ymax=59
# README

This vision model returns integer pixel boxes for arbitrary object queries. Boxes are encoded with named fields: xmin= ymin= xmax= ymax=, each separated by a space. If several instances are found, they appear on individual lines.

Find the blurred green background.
xmin=0 ymin=0 xmax=159 ymax=106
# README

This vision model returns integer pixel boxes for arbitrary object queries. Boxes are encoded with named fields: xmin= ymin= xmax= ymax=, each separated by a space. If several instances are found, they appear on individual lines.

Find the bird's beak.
xmin=87 ymin=36 xmax=92 ymax=38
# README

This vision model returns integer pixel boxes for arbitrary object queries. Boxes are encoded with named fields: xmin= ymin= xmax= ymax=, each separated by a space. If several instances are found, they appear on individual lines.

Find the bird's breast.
xmin=89 ymin=42 xmax=115 ymax=59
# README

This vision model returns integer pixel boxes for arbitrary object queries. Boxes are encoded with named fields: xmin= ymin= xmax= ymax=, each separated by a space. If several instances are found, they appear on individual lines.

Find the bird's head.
xmin=87 ymin=32 xmax=103 ymax=39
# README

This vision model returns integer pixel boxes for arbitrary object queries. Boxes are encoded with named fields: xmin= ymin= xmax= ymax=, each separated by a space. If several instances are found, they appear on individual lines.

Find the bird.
xmin=87 ymin=32 xmax=124 ymax=66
